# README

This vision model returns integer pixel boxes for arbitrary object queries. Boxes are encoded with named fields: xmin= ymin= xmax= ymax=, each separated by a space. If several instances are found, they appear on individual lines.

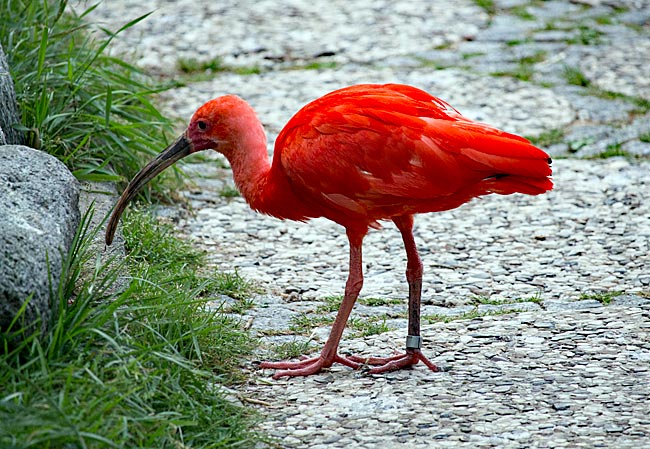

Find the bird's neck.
xmin=226 ymin=124 xmax=313 ymax=221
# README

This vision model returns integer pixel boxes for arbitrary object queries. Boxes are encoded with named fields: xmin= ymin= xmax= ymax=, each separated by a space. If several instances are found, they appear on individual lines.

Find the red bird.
xmin=106 ymin=84 xmax=552 ymax=379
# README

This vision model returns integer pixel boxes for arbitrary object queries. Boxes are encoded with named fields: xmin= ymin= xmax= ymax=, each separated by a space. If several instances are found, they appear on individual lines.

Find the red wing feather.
xmin=275 ymin=84 xmax=552 ymax=222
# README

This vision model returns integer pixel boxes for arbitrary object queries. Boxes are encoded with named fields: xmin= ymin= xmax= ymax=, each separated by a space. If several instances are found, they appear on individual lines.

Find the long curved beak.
xmin=105 ymin=134 xmax=193 ymax=246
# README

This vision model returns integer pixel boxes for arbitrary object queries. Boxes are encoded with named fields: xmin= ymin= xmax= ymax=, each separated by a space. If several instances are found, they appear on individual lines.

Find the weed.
xmin=471 ymin=293 xmax=542 ymax=306
xmin=462 ymin=52 xmax=485 ymax=60
xmin=639 ymin=132 xmax=650 ymax=143
xmin=272 ymin=340 xmax=317 ymax=359
xmin=586 ymin=143 xmax=633 ymax=159
xmin=519 ymin=51 xmax=547 ymax=65
xmin=316 ymin=295 xmax=344 ymax=313
xmin=234 ymin=65 xmax=262 ymax=75
xmin=568 ymin=25 xmax=604 ymax=45
xmin=588 ymin=88 xmax=650 ymax=113
xmin=414 ymin=56 xmax=449 ymax=70
xmin=580 ymin=291 xmax=624 ymax=304
xmin=568 ymin=137 xmax=593 ymax=153
xmin=349 ymin=316 xmax=391 ymax=337
xmin=563 ymin=65 xmax=591 ymax=87
xmin=300 ymin=61 xmax=339 ymax=70
xmin=424 ymin=307 xmax=513 ymax=323
xmin=178 ymin=56 xmax=261 ymax=76
xmin=506 ymin=39 xmax=526 ymax=46
xmin=289 ymin=313 xmax=334 ymax=334
xmin=359 ymin=297 xmax=403 ymax=307
xmin=178 ymin=56 xmax=225 ymax=73
xmin=491 ymin=63 xmax=534 ymax=82
xmin=475 ymin=0 xmax=497 ymax=15
xmin=510 ymin=5 xmax=536 ymax=21
xmin=594 ymin=15 xmax=613 ymax=25
xmin=526 ymin=128 xmax=565 ymax=147
xmin=219 ymin=185 xmax=241 ymax=198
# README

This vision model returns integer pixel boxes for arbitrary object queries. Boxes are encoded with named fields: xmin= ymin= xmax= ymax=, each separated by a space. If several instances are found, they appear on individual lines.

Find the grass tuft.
xmin=349 ymin=316 xmax=391 ymax=338
xmin=474 ymin=0 xmax=497 ymax=15
xmin=568 ymin=25 xmax=604 ymax=45
xmin=526 ymin=128 xmax=565 ymax=147
xmin=272 ymin=340 xmax=317 ymax=359
xmin=178 ymin=57 xmax=261 ymax=76
xmin=1 ymin=2 xmax=262 ymax=446
xmin=580 ymin=291 xmax=624 ymax=304
xmin=219 ymin=185 xmax=241 ymax=198
xmin=1 ymin=0 xmax=180 ymax=199
xmin=509 ymin=5 xmax=536 ymax=21
xmin=585 ymin=143 xmax=633 ymax=159
xmin=563 ymin=65 xmax=591 ymax=87
xmin=1 ymin=208 xmax=259 ymax=447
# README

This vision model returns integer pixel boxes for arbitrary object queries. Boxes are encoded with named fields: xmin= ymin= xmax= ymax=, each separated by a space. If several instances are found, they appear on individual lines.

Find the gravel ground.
xmin=81 ymin=0 xmax=650 ymax=447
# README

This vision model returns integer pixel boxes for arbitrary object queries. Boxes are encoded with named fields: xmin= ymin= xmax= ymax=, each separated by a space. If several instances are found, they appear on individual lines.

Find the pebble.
xmin=81 ymin=0 xmax=650 ymax=447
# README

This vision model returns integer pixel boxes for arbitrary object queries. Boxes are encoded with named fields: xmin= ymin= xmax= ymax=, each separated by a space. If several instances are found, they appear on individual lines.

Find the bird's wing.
xmin=275 ymin=84 xmax=551 ymax=218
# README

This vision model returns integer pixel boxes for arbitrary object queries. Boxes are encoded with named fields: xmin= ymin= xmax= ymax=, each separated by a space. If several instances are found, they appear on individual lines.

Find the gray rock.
xmin=0 ymin=145 xmax=80 ymax=334
xmin=0 ymin=44 xmax=23 ymax=146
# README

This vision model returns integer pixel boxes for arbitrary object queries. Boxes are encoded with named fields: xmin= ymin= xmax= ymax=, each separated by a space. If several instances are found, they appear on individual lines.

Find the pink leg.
xmin=349 ymin=215 xmax=438 ymax=374
xmin=260 ymin=228 xmax=367 ymax=379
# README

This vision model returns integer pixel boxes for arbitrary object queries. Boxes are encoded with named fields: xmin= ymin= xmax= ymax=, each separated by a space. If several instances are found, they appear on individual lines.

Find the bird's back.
xmin=273 ymin=84 xmax=552 ymax=227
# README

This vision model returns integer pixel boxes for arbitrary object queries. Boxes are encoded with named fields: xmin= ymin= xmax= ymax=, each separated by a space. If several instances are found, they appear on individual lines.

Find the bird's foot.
xmin=348 ymin=349 xmax=439 ymax=374
xmin=259 ymin=354 xmax=361 ymax=379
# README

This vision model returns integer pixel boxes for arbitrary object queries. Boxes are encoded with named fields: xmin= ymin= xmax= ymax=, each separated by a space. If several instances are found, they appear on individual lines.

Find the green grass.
xmin=1 ymin=0 xmax=180 ymax=198
xmin=509 ymin=5 xmax=536 ymax=21
xmin=639 ymin=132 xmax=650 ymax=143
xmin=177 ymin=57 xmax=261 ymax=76
xmin=568 ymin=137 xmax=593 ymax=153
xmin=1 ymin=208 xmax=260 ymax=448
xmin=461 ymin=52 xmax=485 ymax=60
xmin=424 ymin=307 xmax=513 ymax=324
xmin=588 ymin=88 xmax=650 ymax=114
xmin=519 ymin=51 xmax=547 ymax=65
xmin=272 ymin=340 xmax=317 ymax=359
xmin=580 ymin=291 xmax=624 ymax=305
xmin=289 ymin=313 xmax=334 ymax=334
xmin=594 ymin=15 xmax=613 ymax=25
xmin=563 ymin=65 xmax=591 ymax=87
xmin=348 ymin=316 xmax=391 ymax=338
xmin=490 ymin=51 xmax=548 ymax=82
xmin=526 ymin=128 xmax=565 ymax=147
xmin=506 ymin=39 xmax=527 ymax=46
xmin=1 ymin=2 xmax=263 ymax=446
xmin=568 ymin=25 xmax=604 ymax=45
xmin=219 ymin=185 xmax=241 ymax=198
xmin=359 ymin=297 xmax=403 ymax=307
xmin=471 ymin=293 xmax=542 ymax=306
xmin=315 ymin=295 xmax=344 ymax=313
xmin=474 ymin=0 xmax=496 ymax=15
xmin=178 ymin=56 xmax=225 ymax=73
xmin=491 ymin=63 xmax=535 ymax=82
xmin=585 ymin=143 xmax=633 ymax=159
xmin=298 ymin=61 xmax=339 ymax=71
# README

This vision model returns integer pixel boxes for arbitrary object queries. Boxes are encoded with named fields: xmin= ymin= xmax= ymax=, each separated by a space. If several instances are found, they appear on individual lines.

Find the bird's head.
xmin=105 ymin=95 xmax=258 ymax=246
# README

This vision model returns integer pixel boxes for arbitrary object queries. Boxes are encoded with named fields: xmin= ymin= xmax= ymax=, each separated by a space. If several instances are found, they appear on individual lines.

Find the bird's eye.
xmin=197 ymin=120 xmax=207 ymax=130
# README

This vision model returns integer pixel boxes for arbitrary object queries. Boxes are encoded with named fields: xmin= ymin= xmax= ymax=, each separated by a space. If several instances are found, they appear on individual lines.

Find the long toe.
xmin=351 ymin=350 xmax=439 ymax=374
xmin=259 ymin=354 xmax=362 ymax=379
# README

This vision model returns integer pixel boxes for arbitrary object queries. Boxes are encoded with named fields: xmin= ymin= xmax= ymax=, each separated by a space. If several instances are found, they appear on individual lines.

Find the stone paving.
xmin=81 ymin=0 xmax=650 ymax=447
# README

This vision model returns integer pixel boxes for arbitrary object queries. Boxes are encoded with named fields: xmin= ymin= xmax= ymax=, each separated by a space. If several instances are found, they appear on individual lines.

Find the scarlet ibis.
xmin=106 ymin=84 xmax=552 ymax=379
